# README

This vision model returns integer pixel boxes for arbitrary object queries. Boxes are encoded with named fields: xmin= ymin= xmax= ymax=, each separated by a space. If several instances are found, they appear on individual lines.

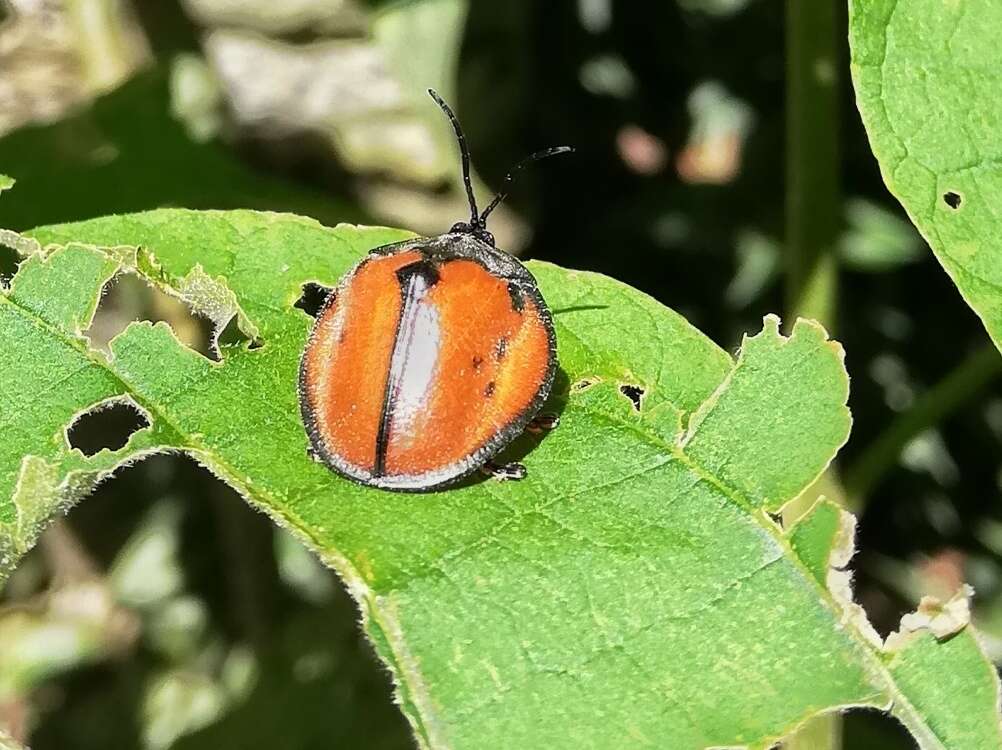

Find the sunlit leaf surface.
xmin=1 ymin=206 xmax=998 ymax=748
xmin=851 ymin=0 xmax=1002 ymax=353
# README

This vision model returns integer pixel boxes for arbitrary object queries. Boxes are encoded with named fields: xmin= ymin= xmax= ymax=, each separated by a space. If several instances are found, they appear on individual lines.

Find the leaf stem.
xmin=844 ymin=343 xmax=1002 ymax=503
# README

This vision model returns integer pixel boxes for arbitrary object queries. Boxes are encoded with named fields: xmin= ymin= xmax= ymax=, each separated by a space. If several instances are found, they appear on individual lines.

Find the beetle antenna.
xmin=428 ymin=88 xmax=479 ymax=227
xmin=479 ymin=146 xmax=574 ymax=226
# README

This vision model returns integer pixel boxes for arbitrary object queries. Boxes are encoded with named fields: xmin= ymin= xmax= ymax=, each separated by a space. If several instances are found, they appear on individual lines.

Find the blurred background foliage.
xmin=0 ymin=0 xmax=999 ymax=748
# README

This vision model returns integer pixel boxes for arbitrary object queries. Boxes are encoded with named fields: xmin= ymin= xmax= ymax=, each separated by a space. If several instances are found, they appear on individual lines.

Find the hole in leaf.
xmin=294 ymin=282 xmax=334 ymax=319
xmin=67 ymin=398 xmax=150 ymax=456
xmin=0 ymin=241 xmax=18 ymax=287
xmin=943 ymin=191 xmax=962 ymax=209
xmin=571 ymin=377 xmax=598 ymax=393
xmin=88 ymin=273 xmax=215 ymax=359
xmin=217 ymin=314 xmax=262 ymax=352
xmin=619 ymin=384 xmax=645 ymax=411
xmin=842 ymin=707 xmax=915 ymax=749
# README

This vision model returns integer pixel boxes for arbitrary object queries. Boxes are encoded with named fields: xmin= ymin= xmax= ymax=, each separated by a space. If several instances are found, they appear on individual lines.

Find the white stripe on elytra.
xmin=385 ymin=271 xmax=441 ymax=450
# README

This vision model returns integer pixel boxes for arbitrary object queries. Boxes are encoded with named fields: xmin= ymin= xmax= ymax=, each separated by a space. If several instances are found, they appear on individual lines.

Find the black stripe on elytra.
xmin=373 ymin=260 xmax=441 ymax=477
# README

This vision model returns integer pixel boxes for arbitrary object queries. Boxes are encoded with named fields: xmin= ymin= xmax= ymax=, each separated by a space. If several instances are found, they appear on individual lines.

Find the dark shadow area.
xmin=455 ymin=367 xmax=572 ymax=491
xmin=27 ymin=453 xmax=412 ymax=750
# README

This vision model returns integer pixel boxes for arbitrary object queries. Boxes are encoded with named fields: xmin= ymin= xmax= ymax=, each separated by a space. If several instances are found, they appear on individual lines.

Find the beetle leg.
xmin=526 ymin=413 xmax=560 ymax=434
xmin=480 ymin=461 xmax=527 ymax=482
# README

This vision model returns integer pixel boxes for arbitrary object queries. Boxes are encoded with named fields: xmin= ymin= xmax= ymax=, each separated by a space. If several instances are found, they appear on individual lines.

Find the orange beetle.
xmin=299 ymin=90 xmax=571 ymax=491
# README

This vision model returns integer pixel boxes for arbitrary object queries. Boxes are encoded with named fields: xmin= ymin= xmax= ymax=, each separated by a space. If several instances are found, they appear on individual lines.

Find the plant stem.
xmin=784 ymin=1 xmax=842 ymax=748
xmin=786 ymin=0 xmax=840 ymax=326
xmin=782 ymin=0 xmax=843 ymax=529
xmin=845 ymin=344 xmax=1002 ymax=503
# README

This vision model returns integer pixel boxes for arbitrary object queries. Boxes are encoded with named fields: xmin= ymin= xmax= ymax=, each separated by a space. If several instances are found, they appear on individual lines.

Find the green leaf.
xmin=3 ymin=207 xmax=999 ymax=748
xmin=850 ymin=0 xmax=1002 ymax=352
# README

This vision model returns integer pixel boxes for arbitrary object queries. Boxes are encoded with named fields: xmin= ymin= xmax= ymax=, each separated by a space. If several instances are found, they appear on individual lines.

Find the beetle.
xmin=298 ymin=89 xmax=571 ymax=492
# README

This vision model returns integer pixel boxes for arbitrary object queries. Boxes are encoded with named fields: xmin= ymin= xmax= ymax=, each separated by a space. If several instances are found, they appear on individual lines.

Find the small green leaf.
xmin=682 ymin=315 xmax=850 ymax=511
xmin=2 ymin=208 xmax=999 ymax=748
xmin=838 ymin=198 xmax=923 ymax=272
xmin=0 ymin=176 xmax=14 ymax=193
xmin=850 ymin=0 xmax=1002 ymax=352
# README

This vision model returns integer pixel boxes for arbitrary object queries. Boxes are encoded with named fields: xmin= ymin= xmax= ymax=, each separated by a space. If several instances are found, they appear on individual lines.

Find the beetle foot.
xmin=481 ymin=461 xmax=527 ymax=482
xmin=526 ymin=413 xmax=560 ymax=434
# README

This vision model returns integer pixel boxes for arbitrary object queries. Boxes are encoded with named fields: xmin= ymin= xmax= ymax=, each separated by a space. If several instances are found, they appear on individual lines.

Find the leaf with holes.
xmin=850 ymin=0 xmax=1002 ymax=352
xmin=2 ymin=206 xmax=1000 ymax=749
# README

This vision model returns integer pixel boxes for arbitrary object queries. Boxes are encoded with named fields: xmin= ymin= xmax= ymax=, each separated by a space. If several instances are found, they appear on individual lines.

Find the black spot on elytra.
xmin=495 ymin=337 xmax=508 ymax=360
xmin=484 ymin=381 xmax=496 ymax=398
xmin=619 ymin=384 xmax=645 ymax=411
xmin=68 ymin=399 xmax=150 ymax=456
xmin=943 ymin=191 xmax=962 ymax=209
xmin=295 ymin=282 xmax=333 ymax=318
xmin=472 ymin=355 xmax=484 ymax=371
xmin=506 ymin=282 xmax=526 ymax=312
